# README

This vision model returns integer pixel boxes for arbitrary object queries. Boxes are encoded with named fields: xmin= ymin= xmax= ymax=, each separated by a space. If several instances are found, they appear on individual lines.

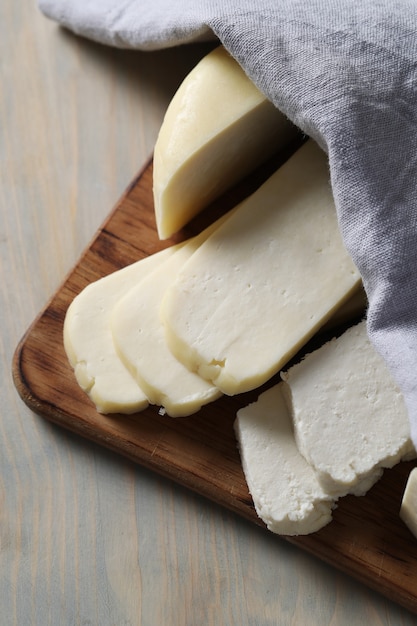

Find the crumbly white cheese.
xmin=63 ymin=247 xmax=177 ymax=413
xmin=282 ymin=320 xmax=416 ymax=495
xmin=235 ymin=383 xmax=336 ymax=535
xmin=161 ymin=140 xmax=361 ymax=396
xmin=400 ymin=468 xmax=417 ymax=539
xmin=153 ymin=45 xmax=297 ymax=239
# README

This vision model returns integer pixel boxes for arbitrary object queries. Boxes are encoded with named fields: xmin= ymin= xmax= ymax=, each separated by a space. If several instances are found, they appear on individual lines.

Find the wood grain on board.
xmin=12 ymin=155 xmax=417 ymax=615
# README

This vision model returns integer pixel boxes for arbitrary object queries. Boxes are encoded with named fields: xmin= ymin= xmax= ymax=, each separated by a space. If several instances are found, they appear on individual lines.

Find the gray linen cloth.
xmin=39 ymin=0 xmax=417 ymax=446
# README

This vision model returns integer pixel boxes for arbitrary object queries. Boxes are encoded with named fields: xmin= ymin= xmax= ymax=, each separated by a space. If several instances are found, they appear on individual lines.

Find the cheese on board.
xmin=63 ymin=246 xmax=177 ymax=413
xmin=153 ymin=45 xmax=298 ymax=239
xmin=235 ymin=383 xmax=336 ymax=535
xmin=110 ymin=239 xmax=222 ymax=417
xmin=110 ymin=215 xmax=236 ymax=417
xmin=282 ymin=320 xmax=416 ymax=495
xmin=400 ymin=468 xmax=417 ymax=539
xmin=161 ymin=140 xmax=361 ymax=396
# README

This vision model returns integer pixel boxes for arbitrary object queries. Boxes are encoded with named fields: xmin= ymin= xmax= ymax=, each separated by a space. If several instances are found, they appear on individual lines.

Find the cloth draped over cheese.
xmin=39 ymin=0 xmax=417 ymax=446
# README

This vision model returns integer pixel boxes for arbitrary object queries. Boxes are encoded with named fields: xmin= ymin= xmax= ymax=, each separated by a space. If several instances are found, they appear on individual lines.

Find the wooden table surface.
xmin=2 ymin=2 xmax=417 ymax=624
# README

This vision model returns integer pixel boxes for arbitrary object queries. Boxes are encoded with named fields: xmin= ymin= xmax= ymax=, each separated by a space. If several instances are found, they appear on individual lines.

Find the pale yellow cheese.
xmin=110 ymin=242 xmax=222 ymax=417
xmin=109 ymin=213 xmax=234 ymax=417
xmin=63 ymin=247 xmax=178 ymax=413
xmin=161 ymin=140 xmax=361 ymax=396
xmin=153 ymin=45 xmax=298 ymax=239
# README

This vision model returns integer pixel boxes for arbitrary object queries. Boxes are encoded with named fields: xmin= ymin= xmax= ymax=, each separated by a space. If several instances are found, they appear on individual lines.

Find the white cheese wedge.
xmin=153 ymin=45 xmax=298 ymax=239
xmin=400 ymin=468 xmax=417 ymax=539
xmin=110 ymin=215 xmax=235 ymax=417
xmin=63 ymin=246 xmax=177 ymax=413
xmin=235 ymin=383 xmax=336 ymax=535
xmin=282 ymin=320 xmax=416 ymax=495
xmin=161 ymin=140 xmax=361 ymax=396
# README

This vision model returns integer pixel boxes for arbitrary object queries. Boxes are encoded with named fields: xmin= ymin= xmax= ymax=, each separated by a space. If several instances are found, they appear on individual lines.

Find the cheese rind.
xmin=63 ymin=247 xmax=177 ymax=413
xmin=282 ymin=320 xmax=416 ymax=495
xmin=153 ymin=45 xmax=297 ymax=239
xmin=161 ymin=140 xmax=361 ymax=395
xmin=235 ymin=383 xmax=335 ymax=535
xmin=400 ymin=468 xmax=417 ymax=539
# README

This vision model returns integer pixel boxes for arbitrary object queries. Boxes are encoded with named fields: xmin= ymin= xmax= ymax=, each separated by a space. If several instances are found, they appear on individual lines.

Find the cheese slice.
xmin=400 ymin=468 xmax=417 ymax=539
xmin=63 ymin=246 xmax=177 ymax=413
xmin=110 ymin=215 xmax=235 ymax=417
xmin=161 ymin=140 xmax=361 ymax=396
xmin=111 ymin=242 xmax=222 ymax=417
xmin=281 ymin=320 xmax=416 ymax=495
xmin=235 ymin=383 xmax=336 ymax=535
xmin=153 ymin=45 xmax=298 ymax=239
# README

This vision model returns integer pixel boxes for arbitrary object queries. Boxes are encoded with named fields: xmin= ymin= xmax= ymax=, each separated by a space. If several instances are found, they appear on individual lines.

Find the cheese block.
xmin=153 ymin=45 xmax=298 ymax=239
xmin=161 ymin=140 xmax=361 ymax=396
xmin=109 ymin=215 xmax=235 ymax=417
xmin=400 ymin=468 xmax=417 ymax=539
xmin=235 ymin=383 xmax=336 ymax=535
xmin=63 ymin=247 xmax=178 ymax=413
xmin=281 ymin=320 xmax=416 ymax=495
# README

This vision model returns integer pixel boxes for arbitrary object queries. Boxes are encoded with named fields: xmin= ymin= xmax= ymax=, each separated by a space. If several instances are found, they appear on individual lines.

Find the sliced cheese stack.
xmin=281 ymin=320 xmax=416 ymax=496
xmin=64 ymin=140 xmax=366 ymax=418
xmin=110 ymin=231 xmax=226 ymax=417
xmin=153 ymin=45 xmax=298 ymax=239
xmin=161 ymin=140 xmax=361 ymax=396
xmin=64 ymin=225 xmax=365 ymax=417
xmin=236 ymin=320 xmax=415 ymax=535
xmin=65 ymin=210 xmax=234 ymax=416
xmin=235 ymin=384 xmax=336 ymax=535
xmin=63 ymin=247 xmax=176 ymax=414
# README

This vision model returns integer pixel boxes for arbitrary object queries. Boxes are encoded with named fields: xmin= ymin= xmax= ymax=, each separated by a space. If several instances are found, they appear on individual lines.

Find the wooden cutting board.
xmin=12 ymin=152 xmax=417 ymax=615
